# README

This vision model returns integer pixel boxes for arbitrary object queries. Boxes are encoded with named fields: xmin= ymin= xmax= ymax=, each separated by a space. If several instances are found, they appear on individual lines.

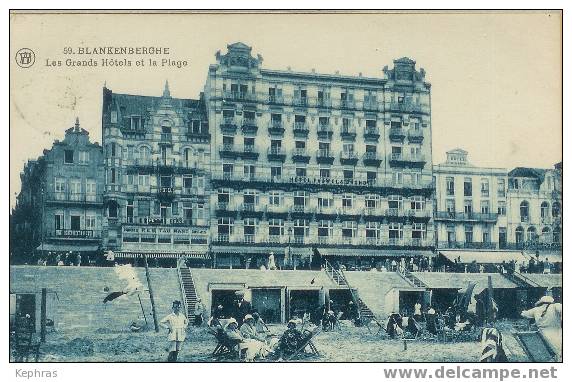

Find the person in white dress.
xmin=160 ymin=300 xmax=188 ymax=362
xmin=521 ymin=295 xmax=562 ymax=361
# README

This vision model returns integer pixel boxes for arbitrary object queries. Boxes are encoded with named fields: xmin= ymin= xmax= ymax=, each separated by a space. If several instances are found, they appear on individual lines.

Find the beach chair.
xmin=210 ymin=329 xmax=242 ymax=360
xmin=284 ymin=327 xmax=321 ymax=361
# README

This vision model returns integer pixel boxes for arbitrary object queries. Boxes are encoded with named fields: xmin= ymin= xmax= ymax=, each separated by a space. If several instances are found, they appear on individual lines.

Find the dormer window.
xmin=130 ymin=116 xmax=141 ymax=130
xmin=64 ymin=150 xmax=74 ymax=164
xmin=111 ymin=111 xmax=118 ymax=123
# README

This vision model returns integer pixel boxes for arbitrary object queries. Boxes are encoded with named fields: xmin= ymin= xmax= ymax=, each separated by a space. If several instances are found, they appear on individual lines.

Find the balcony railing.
xmin=389 ymin=127 xmax=406 ymax=141
xmin=160 ymin=133 xmax=172 ymax=142
xmin=293 ymin=122 xmax=309 ymax=135
xmin=241 ymin=118 xmax=258 ymax=134
xmin=341 ymin=128 xmax=357 ymax=139
xmin=364 ymin=127 xmax=380 ymax=140
xmin=340 ymin=99 xmax=356 ymax=109
xmin=268 ymin=121 xmax=285 ymax=135
xmin=293 ymin=97 xmax=308 ymax=107
xmin=48 ymin=192 xmax=103 ymax=204
xmin=124 ymin=217 xmax=193 ymax=226
xmin=223 ymin=91 xmax=256 ymax=102
xmin=317 ymin=125 xmax=333 ymax=138
xmin=407 ymin=129 xmax=424 ymax=143
xmin=362 ymin=101 xmax=379 ymax=111
xmin=434 ymin=211 xmax=498 ymax=222
xmin=437 ymin=241 xmax=499 ymax=250
xmin=389 ymin=153 xmax=426 ymax=167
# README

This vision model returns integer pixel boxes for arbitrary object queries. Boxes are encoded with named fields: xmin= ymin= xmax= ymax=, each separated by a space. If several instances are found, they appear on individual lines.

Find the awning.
xmin=36 ymin=243 xmax=99 ymax=252
xmin=439 ymin=250 xmax=527 ymax=264
xmin=212 ymin=245 xmax=285 ymax=255
xmin=114 ymin=251 xmax=208 ymax=259
xmin=318 ymin=247 xmax=433 ymax=258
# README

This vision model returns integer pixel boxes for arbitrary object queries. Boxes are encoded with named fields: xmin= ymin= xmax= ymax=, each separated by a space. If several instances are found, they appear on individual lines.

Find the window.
xmin=389 ymin=223 xmax=403 ymax=240
xmin=464 ymin=225 xmax=473 ymax=243
xmin=480 ymin=200 xmax=490 ymax=214
xmin=55 ymin=178 xmax=65 ymax=193
xmin=388 ymin=195 xmax=403 ymax=210
xmin=365 ymin=222 xmax=379 ymax=239
xmin=497 ymin=179 xmax=506 ymax=197
xmin=86 ymin=180 xmax=96 ymax=201
xmin=515 ymin=227 xmax=524 ymax=244
xmin=367 ymin=171 xmax=377 ymax=182
xmin=393 ymin=171 xmax=403 ymax=185
xmin=411 ymin=196 xmax=424 ymax=210
xmin=268 ymin=219 xmax=284 ymax=237
xmin=293 ymin=191 xmax=308 ymax=209
xmin=318 ymin=116 xmax=329 ymax=128
xmin=482 ymin=227 xmax=491 ymax=243
xmin=217 ymin=218 xmax=234 ymax=238
xmin=183 ymin=176 xmax=193 ymax=191
xmin=243 ymin=190 xmax=257 ymax=207
xmin=464 ymin=200 xmax=472 ymax=214
xmin=481 ymin=179 xmax=489 ymax=197
xmin=317 ymin=193 xmax=333 ymax=209
xmin=343 ymin=170 xmax=354 ymax=180
xmin=244 ymin=137 xmax=255 ymax=152
xmin=293 ymin=219 xmax=309 ymax=239
xmin=446 ymin=177 xmax=455 ymax=196
xmin=244 ymin=218 xmax=257 ymax=238
xmin=463 ymin=177 xmax=472 ymax=196
xmin=527 ymin=227 xmax=537 ymax=242
xmin=223 ymin=164 xmax=234 ymax=177
xmin=552 ymin=202 xmax=560 ymax=218
xmin=541 ymin=227 xmax=551 ymax=243
xmin=218 ymin=189 xmax=231 ymax=205
xmin=270 ymin=113 xmax=282 ymax=126
xmin=343 ymin=143 xmax=355 ymax=155
xmin=446 ymin=199 xmax=455 ymax=213
xmin=70 ymin=215 xmax=81 ymax=230
xmin=520 ymin=201 xmax=530 ymax=222
xmin=412 ymin=223 xmax=426 ymax=239
xmin=296 ymin=167 xmax=307 ymax=177
xmin=64 ymin=150 xmax=74 ymax=164
xmin=342 ymin=194 xmax=353 ymax=209
xmin=138 ymin=174 xmax=149 ymax=187
xmin=271 ymin=166 xmax=282 ymax=179
xmin=126 ymin=174 xmax=134 ymax=186
xmin=497 ymin=201 xmax=506 ymax=216
xmin=70 ymin=179 xmax=81 ymax=200
xmin=541 ymin=202 xmax=549 ymax=218
xmin=78 ymin=151 xmax=89 ymax=164
xmin=320 ymin=168 xmax=331 ymax=178
xmin=126 ymin=202 xmax=134 ymax=223
xmin=160 ymin=175 xmax=172 ymax=188
xmin=111 ymin=111 xmax=118 ymax=123
xmin=109 ymin=168 xmax=117 ymax=184
xmin=54 ymin=214 xmax=63 ymax=230
xmin=269 ymin=191 xmax=282 ymax=206
xmin=244 ymin=165 xmax=255 ymax=179
xmin=342 ymin=221 xmax=357 ymax=238
xmin=318 ymin=220 xmax=333 ymax=237
xmin=110 ymin=143 xmax=117 ymax=157
xmin=342 ymin=118 xmax=352 ymax=133
xmin=365 ymin=194 xmax=379 ymax=209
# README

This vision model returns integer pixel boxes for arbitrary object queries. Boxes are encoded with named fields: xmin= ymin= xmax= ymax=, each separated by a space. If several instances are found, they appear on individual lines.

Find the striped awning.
xmin=114 ymin=251 xmax=209 ymax=259
xmin=36 ymin=243 xmax=99 ymax=252
xmin=318 ymin=247 xmax=433 ymax=258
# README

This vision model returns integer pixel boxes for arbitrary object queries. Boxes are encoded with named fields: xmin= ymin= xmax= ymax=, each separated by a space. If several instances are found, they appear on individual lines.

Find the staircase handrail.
xmin=176 ymin=257 xmax=190 ymax=318
xmin=397 ymin=266 xmax=428 ymax=289
xmin=511 ymin=271 xmax=543 ymax=288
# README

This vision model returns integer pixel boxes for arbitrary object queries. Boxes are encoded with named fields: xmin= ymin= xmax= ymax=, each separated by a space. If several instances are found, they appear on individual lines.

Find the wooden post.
xmin=487 ymin=275 xmax=494 ymax=323
xmin=143 ymin=254 xmax=160 ymax=332
xmin=40 ymin=288 xmax=47 ymax=342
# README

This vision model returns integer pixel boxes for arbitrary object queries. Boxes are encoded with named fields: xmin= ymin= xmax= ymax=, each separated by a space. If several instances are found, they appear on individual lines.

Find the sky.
xmin=9 ymin=11 xmax=562 ymax=208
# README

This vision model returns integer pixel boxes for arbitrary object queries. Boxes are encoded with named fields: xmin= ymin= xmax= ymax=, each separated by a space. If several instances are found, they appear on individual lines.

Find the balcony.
xmin=385 ymin=208 xmax=401 ymax=217
xmin=388 ymin=102 xmax=427 ymax=114
xmin=293 ymin=97 xmax=308 ymax=107
xmin=268 ymin=121 xmax=285 ymax=136
xmin=223 ymin=91 xmax=256 ymax=103
xmin=124 ymin=217 xmax=193 ymax=226
xmin=315 ymin=98 xmax=332 ymax=108
xmin=53 ymin=229 xmax=101 ymax=239
xmin=241 ymin=118 xmax=258 ymax=135
xmin=389 ymin=127 xmax=406 ymax=142
xmin=339 ymin=99 xmax=356 ymax=110
xmin=267 ymin=95 xmax=285 ymax=105
xmin=408 ymin=129 xmax=424 ymax=143
xmin=220 ymin=118 xmax=237 ymax=134
xmin=216 ymin=202 xmax=230 ymax=211
xmin=219 ymin=144 xmax=241 ymax=159
xmin=292 ymin=148 xmax=311 ymax=163
xmin=317 ymin=125 xmax=333 ymax=139
xmin=290 ymin=205 xmax=306 ymax=213
xmin=241 ymin=203 xmax=256 ymax=212
xmin=293 ymin=236 xmax=305 ymax=244
xmin=160 ymin=133 xmax=173 ymax=143
xmin=388 ymin=153 xmax=426 ymax=168
xmin=434 ymin=211 xmax=499 ymax=222
xmin=47 ymin=192 xmax=103 ymax=205
xmin=362 ymin=152 xmax=382 ymax=167
xmin=293 ymin=122 xmax=309 ymax=138
xmin=216 ymin=234 xmax=230 ymax=243
xmin=363 ymin=127 xmax=380 ymax=141
xmin=266 ymin=235 xmax=282 ymax=244
xmin=316 ymin=149 xmax=335 ymax=164
xmin=438 ymin=241 xmax=498 ymax=250
xmin=243 ymin=234 xmax=256 ymax=244
xmin=267 ymin=147 xmax=286 ymax=162
xmin=340 ymin=128 xmax=357 ymax=140
xmin=242 ymin=145 xmax=259 ymax=160
xmin=340 ymin=151 xmax=359 ymax=165
xmin=362 ymin=101 xmax=379 ymax=112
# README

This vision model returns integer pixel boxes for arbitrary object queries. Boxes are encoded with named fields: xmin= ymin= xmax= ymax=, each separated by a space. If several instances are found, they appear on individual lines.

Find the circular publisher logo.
xmin=15 ymin=48 xmax=35 ymax=68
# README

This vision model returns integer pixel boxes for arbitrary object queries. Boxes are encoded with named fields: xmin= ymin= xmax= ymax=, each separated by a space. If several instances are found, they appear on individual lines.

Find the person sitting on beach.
xmin=425 ymin=307 xmax=437 ymax=334
xmin=386 ymin=312 xmax=404 ymax=338
xmin=278 ymin=319 xmax=307 ymax=358
xmin=240 ymin=314 xmax=266 ymax=342
xmin=225 ymin=317 xmax=268 ymax=361
xmin=251 ymin=312 xmax=270 ymax=334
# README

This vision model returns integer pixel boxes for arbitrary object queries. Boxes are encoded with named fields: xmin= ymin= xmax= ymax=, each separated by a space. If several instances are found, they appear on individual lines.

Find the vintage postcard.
xmin=9 ymin=10 xmax=563 ymax=369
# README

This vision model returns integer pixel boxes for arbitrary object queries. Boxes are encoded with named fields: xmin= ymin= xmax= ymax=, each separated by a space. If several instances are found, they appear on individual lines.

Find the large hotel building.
xmin=204 ymin=43 xmax=434 ymax=268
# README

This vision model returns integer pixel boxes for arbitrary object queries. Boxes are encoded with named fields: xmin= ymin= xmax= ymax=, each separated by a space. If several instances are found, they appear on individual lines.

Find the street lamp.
xmin=287 ymin=226 xmax=293 ymax=270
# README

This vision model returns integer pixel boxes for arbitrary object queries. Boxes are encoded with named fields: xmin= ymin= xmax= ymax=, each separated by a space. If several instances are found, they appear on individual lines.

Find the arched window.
xmin=526 ymin=227 xmax=537 ymax=242
xmin=515 ymin=226 xmax=524 ymax=244
xmin=540 ymin=202 xmax=549 ymax=219
xmin=552 ymin=202 xmax=561 ymax=218
xmin=139 ymin=146 xmax=150 ymax=160
xmin=520 ymin=201 xmax=529 ymax=222
xmin=542 ymin=227 xmax=551 ymax=243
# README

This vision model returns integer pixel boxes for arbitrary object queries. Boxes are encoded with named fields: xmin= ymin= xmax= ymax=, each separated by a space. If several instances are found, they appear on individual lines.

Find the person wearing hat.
xmin=521 ymin=295 xmax=562 ymax=360
xmin=193 ymin=298 xmax=205 ymax=327
xmin=234 ymin=290 xmax=252 ymax=326
xmin=268 ymin=252 xmax=277 ymax=270
xmin=240 ymin=314 xmax=265 ymax=342
xmin=160 ymin=300 xmax=188 ymax=362
xmin=425 ymin=307 xmax=437 ymax=335
xmin=277 ymin=319 xmax=305 ymax=359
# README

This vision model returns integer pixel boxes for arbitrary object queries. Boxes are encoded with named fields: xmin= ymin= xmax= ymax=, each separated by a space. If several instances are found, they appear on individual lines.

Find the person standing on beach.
xmin=160 ymin=300 xmax=188 ymax=362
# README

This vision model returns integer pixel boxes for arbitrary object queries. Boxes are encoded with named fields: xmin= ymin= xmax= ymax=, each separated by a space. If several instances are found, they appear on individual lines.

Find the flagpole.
xmin=143 ymin=254 xmax=160 ymax=332
xmin=138 ymin=294 xmax=148 ymax=326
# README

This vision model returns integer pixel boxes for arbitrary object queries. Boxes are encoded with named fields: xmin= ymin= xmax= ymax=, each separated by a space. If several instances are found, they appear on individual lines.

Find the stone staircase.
xmin=323 ymin=259 xmax=383 ymax=329
xmin=502 ymin=271 xmax=543 ymax=288
xmin=177 ymin=260 xmax=198 ymax=318
xmin=397 ymin=267 xmax=428 ymax=289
